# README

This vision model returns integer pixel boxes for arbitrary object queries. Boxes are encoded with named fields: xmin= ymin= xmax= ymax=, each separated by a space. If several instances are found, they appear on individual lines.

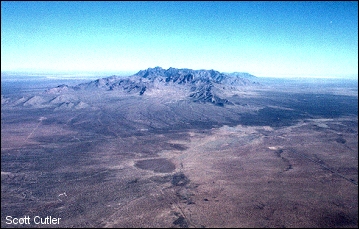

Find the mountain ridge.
xmin=51 ymin=67 xmax=260 ymax=106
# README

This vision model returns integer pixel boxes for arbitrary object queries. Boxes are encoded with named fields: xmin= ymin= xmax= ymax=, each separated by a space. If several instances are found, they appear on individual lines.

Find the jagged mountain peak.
xmin=54 ymin=67 xmax=259 ymax=106
xmin=132 ymin=67 xmax=233 ymax=84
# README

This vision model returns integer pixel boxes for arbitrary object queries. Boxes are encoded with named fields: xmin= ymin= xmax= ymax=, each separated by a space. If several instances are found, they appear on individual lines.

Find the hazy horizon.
xmin=1 ymin=68 xmax=358 ymax=80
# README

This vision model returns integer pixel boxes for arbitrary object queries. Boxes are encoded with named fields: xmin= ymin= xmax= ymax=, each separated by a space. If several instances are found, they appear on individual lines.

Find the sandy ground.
xmin=1 ymin=82 xmax=357 ymax=228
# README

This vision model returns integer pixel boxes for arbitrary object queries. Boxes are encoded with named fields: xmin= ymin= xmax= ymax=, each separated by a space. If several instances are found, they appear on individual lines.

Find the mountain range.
xmin=1 ymin=67 xmax=260 ymax=110
xmin=70 ymin=67 xmax=260 ymax=106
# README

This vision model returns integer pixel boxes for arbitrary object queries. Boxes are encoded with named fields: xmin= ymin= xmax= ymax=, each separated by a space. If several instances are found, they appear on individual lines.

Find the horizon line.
xmin=1 ymin=68 xmax=358 ymax=80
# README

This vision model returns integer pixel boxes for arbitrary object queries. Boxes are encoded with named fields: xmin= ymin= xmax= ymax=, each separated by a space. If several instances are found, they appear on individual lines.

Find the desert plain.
xmin=1 ymin=73 xmax=358 ymax=228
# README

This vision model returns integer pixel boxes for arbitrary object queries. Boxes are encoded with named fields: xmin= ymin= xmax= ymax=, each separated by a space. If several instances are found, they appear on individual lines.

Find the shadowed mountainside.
xmin=71 ymin=67 xmax=260 ymax=106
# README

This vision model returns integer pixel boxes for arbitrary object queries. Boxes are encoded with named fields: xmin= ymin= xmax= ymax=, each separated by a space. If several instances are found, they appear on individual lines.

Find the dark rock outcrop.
xmin=52 ymin=67 xmax=260 ymax=106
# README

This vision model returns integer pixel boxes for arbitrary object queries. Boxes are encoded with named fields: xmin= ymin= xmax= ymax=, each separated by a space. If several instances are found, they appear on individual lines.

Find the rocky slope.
xmin=72 ymin=67 xmax=260 ymax=106
xmin=1 ymin=67 xmax=260 ymax=109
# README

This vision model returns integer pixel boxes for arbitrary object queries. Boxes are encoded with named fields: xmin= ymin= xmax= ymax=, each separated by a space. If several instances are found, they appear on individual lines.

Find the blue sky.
xmin=1 ymin=1 xmax=358 ymax=78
